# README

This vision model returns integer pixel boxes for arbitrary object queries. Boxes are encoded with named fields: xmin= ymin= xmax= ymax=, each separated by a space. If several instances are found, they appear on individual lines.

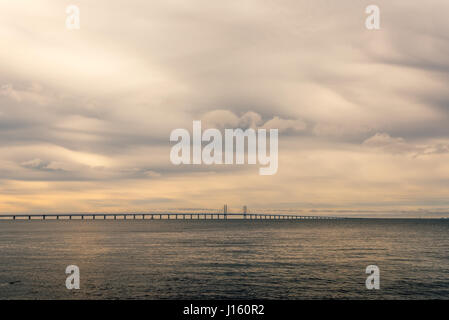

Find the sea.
xmin=0 ymin=219 xmax=448 ymax=299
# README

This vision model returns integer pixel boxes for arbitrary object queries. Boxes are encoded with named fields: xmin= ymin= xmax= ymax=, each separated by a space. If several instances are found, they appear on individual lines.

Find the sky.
xmin=1 ymin=0 xmax=449 ymax=217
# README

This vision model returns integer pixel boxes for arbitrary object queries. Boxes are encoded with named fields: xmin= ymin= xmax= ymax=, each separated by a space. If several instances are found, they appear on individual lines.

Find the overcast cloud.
xmin=1 ymin=0 xmax=449 ymax=216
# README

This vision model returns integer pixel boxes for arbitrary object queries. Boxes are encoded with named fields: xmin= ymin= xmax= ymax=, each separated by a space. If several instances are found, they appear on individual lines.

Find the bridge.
xmin=0 ymin=212 xmax=341 ymax=221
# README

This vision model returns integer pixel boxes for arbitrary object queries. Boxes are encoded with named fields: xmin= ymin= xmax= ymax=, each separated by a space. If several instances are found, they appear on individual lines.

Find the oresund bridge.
xmin=0 ymin=206 xmax=342 ymax=221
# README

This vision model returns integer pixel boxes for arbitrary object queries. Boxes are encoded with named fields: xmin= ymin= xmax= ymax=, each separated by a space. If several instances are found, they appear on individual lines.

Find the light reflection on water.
xmin=0 ymin=219 xmax=448 ymax=299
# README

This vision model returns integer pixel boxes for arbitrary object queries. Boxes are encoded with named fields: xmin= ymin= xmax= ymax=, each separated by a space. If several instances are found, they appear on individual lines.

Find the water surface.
xmin=0 ymin=219 xmax=448 ymax=299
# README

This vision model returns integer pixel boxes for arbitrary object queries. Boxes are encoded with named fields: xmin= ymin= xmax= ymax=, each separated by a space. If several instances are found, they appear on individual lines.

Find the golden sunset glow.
xmin=1 ymin=1 xmax=449 ymax=217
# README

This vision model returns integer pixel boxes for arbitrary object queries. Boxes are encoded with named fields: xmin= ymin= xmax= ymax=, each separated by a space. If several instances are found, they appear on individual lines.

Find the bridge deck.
xmin=0 ymin=213 xmax=341 ymax=221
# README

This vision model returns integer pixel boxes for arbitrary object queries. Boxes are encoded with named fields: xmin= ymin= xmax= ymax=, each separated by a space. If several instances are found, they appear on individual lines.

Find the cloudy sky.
xmin=1 ymin=0 xmax=449 ymax=217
